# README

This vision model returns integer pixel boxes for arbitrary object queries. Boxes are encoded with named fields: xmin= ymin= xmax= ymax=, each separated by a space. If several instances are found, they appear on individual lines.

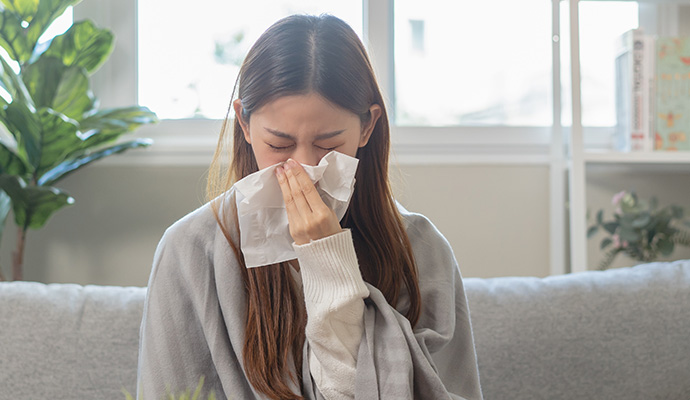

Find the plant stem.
xmin=597 ymin=248 xmax=620 ymax=270
xmin=12 ymin=226 xmax=26 ymax=281
xmin=674 ymin=230 xmax=690 ymax=247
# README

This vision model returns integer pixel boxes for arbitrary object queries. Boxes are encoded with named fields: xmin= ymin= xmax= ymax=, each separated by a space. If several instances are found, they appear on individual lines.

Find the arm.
xmin=293 ymin=229 xmax=369 ymax=400
xmin=276 ymin=160 xmax=367 ymax=399
xmin=353 ymin=211 xmax=483 ymax=400
xmin=136 ymin=228 xmax=224 ymax=400
xmin=275 ymin=160 xmax=482 ymax=399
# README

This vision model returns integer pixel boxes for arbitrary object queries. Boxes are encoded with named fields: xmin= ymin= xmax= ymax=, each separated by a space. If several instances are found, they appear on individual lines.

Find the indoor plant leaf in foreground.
xmin=41 ymin=19 xmax=114 ymax=73
xmin=38 ymin=138 xmax=152 ymax=186
xmin=0 ymin=173 xmax=74 ymax=229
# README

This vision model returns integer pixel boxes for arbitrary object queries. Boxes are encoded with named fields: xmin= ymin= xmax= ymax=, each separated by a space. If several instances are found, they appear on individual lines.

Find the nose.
xmin=290 ymin=147 xmax=321 ymax=167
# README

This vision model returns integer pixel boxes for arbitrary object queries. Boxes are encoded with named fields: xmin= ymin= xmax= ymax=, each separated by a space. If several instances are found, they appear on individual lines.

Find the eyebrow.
xmin=264 ymin=127 xmax=345 ymax=140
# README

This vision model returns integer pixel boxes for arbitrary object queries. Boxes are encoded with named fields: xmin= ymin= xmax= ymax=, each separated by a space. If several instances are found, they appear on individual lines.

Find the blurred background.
xmin=1 ymin=0 xmax=689 ymax=286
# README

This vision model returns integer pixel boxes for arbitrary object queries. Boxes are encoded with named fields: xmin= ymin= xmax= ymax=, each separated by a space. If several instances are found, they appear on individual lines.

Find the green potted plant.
xmin=122 ymin=376 xmax=218 ymax=400
xmin=588 ymin=191 xmax=690 ymax=270
xmin=0 ymin=0 xmax=158 ymax=281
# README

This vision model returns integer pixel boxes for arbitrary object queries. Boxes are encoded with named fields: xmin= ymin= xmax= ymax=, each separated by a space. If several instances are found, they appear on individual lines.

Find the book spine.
xmin=655 ymin=36 xmax=690 ymax=151
xmin=614 ymin=30 xmax=632 ymax=152
xmin=630 ymin=29 xmax=648 ymax=152
xmin=645 ymin=35 xmax=656 ymax=152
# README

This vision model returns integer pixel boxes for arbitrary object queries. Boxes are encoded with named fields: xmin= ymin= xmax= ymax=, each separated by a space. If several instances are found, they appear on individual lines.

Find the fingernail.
xmin=287 ymin=159 xmax=297 ymax=168
xmin=275 ymin=166 xmax=284 ymax=176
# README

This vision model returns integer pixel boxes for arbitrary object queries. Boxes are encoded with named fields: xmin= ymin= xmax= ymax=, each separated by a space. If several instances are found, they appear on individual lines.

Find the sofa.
xmin=1 ymin=259 xmax=689 ymax=400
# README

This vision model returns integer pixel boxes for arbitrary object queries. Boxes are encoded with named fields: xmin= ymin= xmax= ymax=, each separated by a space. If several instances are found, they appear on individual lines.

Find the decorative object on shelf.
xmin=614 ymin=29 xmax=654 ymax=152
xmin=0 ymin=0 xmax=158 ymax=281
xmin=655 ymin=36 xmax=690 ymax=151
xmin=587 ymin=191 xmax=690 ymax=270
xmin=614 ymin=30 xmax=690 ymax=152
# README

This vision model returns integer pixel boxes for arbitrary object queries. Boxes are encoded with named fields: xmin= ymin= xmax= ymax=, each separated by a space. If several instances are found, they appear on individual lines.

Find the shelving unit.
xmin=583 ymin=151 xmax=690 ymax=164
xmin=566 ymin=0 xmax=690 ymax=273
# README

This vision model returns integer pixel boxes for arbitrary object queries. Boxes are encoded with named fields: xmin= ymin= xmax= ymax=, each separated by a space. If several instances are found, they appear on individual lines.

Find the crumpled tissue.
xmin=234 ymin=151 xmax=359 ymax=268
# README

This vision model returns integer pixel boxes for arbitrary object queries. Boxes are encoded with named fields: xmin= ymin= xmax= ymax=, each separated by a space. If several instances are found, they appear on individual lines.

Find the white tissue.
xmin=234 ymin=151 xmax=359 ymax=268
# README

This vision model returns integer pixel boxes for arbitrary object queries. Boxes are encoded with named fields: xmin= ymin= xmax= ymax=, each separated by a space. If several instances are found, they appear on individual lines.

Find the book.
xmin=655 ymin=36 xmax=690 ymax=151
xmin=614 ymin=29 xmax=653 ymax=152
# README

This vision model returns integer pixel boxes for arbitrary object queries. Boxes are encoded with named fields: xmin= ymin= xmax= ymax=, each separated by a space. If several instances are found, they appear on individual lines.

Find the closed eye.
xmin=317 ymin=145 xmax=339 ymax=151
xmin=267 ymin=143 xmax=294 ymax=151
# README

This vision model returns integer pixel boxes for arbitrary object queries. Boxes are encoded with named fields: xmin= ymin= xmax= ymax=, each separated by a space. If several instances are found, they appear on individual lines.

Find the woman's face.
xmin=234 ymin=92 xmax=381 ymax=170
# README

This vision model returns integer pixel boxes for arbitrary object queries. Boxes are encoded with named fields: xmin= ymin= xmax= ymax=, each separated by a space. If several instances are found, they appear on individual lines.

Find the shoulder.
xmin=159 ymin=190 xmax=238 ymax=253
xmin=161 ymin=201 xmax=220 ymax=247
xmin=150 ymin=190 xmax=240 ymax=285
xmin=395 ymin=201 xmax=460 ymax=279
xmin=396 ymin=201 xmax=452 ymax=250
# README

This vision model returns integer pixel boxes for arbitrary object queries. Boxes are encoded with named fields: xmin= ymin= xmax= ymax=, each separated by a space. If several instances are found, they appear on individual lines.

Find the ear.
xmin=359 ymin=104 xmax=382 ymax=148
xmin=233 ymin=99 xmax=251 ymax=144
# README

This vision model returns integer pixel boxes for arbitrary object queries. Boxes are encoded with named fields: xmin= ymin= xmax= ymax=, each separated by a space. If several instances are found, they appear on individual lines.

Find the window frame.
xmin=76 ymin=0 xmax=645 ymax=166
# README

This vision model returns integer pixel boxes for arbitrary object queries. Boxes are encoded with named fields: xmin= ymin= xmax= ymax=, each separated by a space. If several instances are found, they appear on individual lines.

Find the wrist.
xmin=292 ymin=229 xmax=369 ymax=304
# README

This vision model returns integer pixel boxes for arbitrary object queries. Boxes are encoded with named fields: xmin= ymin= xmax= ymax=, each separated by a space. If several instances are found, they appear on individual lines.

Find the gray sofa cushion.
xmin=464 ymin=259 xmax=690 ymax=400
xmin=1 ymin=260 xmax=688 ymax=399
xmin=0 ymin=282 xmax=145 ymax=399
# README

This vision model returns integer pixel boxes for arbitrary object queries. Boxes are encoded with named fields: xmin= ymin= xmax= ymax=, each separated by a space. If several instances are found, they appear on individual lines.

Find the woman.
xmin=137 ymin=14 xmax=483 ymax=400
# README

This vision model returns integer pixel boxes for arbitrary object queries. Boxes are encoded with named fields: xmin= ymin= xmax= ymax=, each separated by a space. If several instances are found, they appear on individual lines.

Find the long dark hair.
xmin=207 ymin=14 xmax=421 ymax=399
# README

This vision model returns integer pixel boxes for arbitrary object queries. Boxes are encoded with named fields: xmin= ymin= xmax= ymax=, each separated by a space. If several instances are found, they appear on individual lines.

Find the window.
xmin=77 ymin=0 xmax=654 ymax=163
xmin=394 ymin=0 xmax=552 ymax=127
xmin=560 ymin=1 xmax=639 ymax=127
xmin=137 ymin=0 xmax=362 ymax=120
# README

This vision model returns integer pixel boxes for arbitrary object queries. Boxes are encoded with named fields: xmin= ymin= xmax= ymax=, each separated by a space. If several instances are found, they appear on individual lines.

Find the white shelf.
xmin=584 ymin=151 xmax=690 ymax=164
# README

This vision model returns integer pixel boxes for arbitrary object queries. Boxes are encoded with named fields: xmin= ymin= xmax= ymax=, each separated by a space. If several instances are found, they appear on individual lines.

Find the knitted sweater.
xmin=292 ymin=229 xmax=369 ymax=399
xmin=136 ymin=189 xmax=483 ymax=399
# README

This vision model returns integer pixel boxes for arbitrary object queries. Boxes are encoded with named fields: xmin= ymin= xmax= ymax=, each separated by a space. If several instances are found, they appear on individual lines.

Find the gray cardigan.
xmin=136 ymin=191 xmax=483 ymax=399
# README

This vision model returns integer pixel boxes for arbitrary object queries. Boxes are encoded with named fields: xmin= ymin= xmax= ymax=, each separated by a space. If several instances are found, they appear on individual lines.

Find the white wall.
xmin=3 ymin=158 xmax=687 ymax=286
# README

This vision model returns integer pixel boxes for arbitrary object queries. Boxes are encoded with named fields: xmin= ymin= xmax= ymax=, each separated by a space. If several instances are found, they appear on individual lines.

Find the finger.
xmin=276 ymin=165 xmax=300 ymax=216
xmin=284 ymin=159 xmax=341 ymax=240
xmin=283 ymin=159 xmax=315 ymax=216
xmin=286 ymin=159 xmax=331 ymax=213
xmin=276 ymin=165 xmax=309 ymax=244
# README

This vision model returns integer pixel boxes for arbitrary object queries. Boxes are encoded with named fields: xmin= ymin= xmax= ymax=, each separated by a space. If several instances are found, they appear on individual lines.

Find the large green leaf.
xmin=78 ymin=106 xmax=158 ymax=150
xmin=34 ymin=107 xmax=81 ymax=177
xmin=3 ymin=101 xmax=40 ymax=169
xmin=0 ymin=141 xmax=30 ymax=176
xmin=0 ymin=0 xmax=82 ymax=63
xmin=0 ymin=10 xmax=30 ymax=62
xmin=38 ymin=138 xmax=152 ymax=186
xmin=1 ymin=0 xmax=39 ymax=23
xmin=25 ymin=0 xmax=82 ymax=56
xmin=0 ymin=173 xmax=73 ymax=229
xmin=2 ymin=104 xmax=83 ymax=177
xmin=21 ymin=56 xmax=62 ymax=106
xmin=0 ymin=118 xmax=30 ymax=174
xmin=0 ymin=53 xmax=34 ymax=107
xmin=51 ymin=65 xmax=93 ymax=119
xmin=42 ymin=19 xmax=113 ymax=74
xmin=22 ymin=56 xmax=94 ymax=118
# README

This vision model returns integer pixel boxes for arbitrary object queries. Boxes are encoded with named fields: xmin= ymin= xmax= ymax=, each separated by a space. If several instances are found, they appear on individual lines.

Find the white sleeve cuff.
xmin=292 ymin=229 xmax=369 ymax=306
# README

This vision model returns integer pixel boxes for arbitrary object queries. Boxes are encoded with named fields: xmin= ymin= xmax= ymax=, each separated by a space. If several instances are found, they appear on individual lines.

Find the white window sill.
xmin=96 ymin=119 xmax=613 ymax=167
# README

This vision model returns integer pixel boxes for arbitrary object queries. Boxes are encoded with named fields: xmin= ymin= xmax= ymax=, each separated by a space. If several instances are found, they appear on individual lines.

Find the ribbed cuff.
xmin=292 ymin=229 xmax=369 ymax=304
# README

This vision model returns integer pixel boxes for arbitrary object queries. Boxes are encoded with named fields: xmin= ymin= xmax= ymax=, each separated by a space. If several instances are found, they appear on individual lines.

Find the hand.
xmin=276 ymin=159 xmax=343 ymax=245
